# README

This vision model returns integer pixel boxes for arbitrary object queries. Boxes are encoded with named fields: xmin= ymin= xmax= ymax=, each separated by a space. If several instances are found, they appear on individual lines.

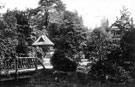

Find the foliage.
xmin=84 ymin=27 xmax=112 ymax=62
xmin=51 ymin=11 xmax=87 ymax=71
xmin=30 ymin=0 xmax=65 ymax=32
xmin=3 ymin=10 xmax=32 ymax=56
xmin=0 ymin=0 xmax=134 ymax=84
xmin=51 ymin=49 xmax=77 ymax=72
xmin=88 ymin=7 xmax=134 ymax=83
xmin=120 ymin=28 xmax=135 ymax=78
xmin=0 ymin=9 xmax=34 ymax=72
xmin=0 ymin=0 xmax=87 ymax=72
xmin=0 ymin=10 xmax=18 ymax=70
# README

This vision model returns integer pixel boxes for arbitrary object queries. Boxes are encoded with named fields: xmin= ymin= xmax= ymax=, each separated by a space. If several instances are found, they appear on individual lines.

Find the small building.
xmin=109 ymin=24 xmax=122 ymax=46
xmin=32 ymin=35 xmax=54 ymax=56
xmin=32 ymin=35 xmax=54 ymax=69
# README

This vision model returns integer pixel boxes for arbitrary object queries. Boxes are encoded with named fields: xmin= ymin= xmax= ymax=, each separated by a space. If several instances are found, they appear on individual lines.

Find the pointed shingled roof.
xmin=32 ymin=35 xmax=54 ymax=46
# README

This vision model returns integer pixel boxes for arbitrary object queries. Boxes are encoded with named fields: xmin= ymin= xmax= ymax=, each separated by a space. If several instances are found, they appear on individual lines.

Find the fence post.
xmin=15 ymin=56 xmax=18 ymax=80
xmin=34 ymin=57 xmax=37 ymax=71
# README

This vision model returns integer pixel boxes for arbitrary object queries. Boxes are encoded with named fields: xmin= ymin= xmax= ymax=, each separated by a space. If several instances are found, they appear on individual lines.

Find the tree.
xmin=84 ymin=25 xmax=112 ymax=62
xmin=30 ymin=0 xmax=65 ymax=33
xmin=114 ymin=7 xmax=133 ymax=35
xmin=14 ymin=11 xmax=32 ymax=55
xmin=0 ymin=9 xmax=33 ymax=57
xmin=0 ymin=10 xmax=18 ymax=71
xmin=89 ymin=7 xmax=134 ymax=83
xmin=51 ymin=11 xmax=87 ymax=72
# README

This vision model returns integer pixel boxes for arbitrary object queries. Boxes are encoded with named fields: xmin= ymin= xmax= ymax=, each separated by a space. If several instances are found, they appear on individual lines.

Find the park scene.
xmin=0 ymin=0 xmax=135 ymax=87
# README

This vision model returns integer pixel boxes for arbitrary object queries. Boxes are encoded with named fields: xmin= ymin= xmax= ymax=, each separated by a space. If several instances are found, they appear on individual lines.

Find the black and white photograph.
xmin=0 ymin=0 xmax=135 ymax=87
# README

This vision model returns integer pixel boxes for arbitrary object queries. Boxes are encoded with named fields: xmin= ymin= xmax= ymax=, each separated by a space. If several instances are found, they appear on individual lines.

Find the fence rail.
xmin=0 ymin=57 xmax=45 ymax=75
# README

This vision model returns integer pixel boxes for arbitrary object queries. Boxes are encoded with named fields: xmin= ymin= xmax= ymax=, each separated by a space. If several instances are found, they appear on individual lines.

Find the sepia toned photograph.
xmin=0 ymin=0 xmax=135 ymax=87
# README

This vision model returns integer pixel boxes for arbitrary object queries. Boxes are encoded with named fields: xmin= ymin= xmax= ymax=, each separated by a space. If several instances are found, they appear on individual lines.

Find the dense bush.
xmin=51 ymin=49 xmax=77 ymax=72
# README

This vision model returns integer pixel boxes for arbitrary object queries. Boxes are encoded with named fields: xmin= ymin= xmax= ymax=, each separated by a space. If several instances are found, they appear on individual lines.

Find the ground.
xmin=1 ymin=69 xmax=135 ymax=87
xmin=28 ymin=69 xmax=135 ymax=87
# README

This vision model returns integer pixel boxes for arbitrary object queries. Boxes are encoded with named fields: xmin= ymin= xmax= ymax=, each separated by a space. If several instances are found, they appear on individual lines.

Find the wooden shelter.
xmin=32 ymin=35 xmax=54 ymax=55
xmin=32 ymin=35 xmax=54 ymax=69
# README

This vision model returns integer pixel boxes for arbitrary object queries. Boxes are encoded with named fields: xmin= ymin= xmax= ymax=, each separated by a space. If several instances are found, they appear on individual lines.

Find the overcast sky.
xmin=0 ymin=0 xmax=135 ymax=29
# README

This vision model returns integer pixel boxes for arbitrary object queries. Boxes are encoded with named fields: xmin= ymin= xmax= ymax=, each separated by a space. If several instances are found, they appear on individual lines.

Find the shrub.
xmin=51 ymin=49 xmax=77 ymax=72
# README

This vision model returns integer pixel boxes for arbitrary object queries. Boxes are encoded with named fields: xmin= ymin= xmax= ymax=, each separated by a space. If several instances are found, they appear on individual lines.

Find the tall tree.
xmin=30 ymin=0 xmax=65 ymax=33
xmin=51 ymin=11 xmax=87 ymax=71
xmin=89 ymin=7 xmax=134 ymax=83
xmin=2 ymin=10 xmax=32 ymax=56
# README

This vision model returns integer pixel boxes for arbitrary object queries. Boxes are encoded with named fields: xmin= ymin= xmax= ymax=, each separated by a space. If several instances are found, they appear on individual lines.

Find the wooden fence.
xmin=0 ymin=57 xmax=45 ymax=75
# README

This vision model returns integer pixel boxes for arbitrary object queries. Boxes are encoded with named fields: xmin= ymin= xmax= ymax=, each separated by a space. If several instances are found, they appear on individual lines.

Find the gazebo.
xmin=32 ymin=35 xmax=54 ymax=58
xmin=32 ymin=35 xmax=54 ymax=69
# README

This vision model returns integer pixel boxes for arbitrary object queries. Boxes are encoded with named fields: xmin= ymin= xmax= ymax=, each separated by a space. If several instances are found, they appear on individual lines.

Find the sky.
xmin=0 ymin=0 xmax=135 ymax=29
